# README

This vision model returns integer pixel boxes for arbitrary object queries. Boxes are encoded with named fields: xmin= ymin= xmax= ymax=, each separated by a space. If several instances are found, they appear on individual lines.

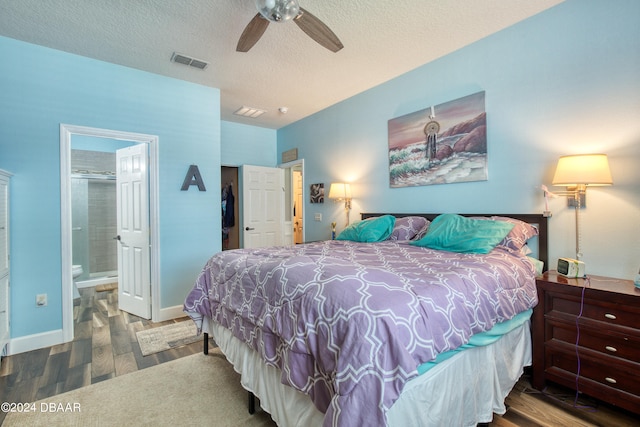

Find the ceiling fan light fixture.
xmin=237 ymin=1 xmax=342 ymax=53
xmin=255 ymin=0 xmax=299 ymax=22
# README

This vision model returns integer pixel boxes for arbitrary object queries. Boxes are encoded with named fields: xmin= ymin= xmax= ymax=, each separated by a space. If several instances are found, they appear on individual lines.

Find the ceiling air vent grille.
xmin=234 ymin=106 xmax=266 ymax=118
xmin=171 ymin=52 xmax=208 ymax=70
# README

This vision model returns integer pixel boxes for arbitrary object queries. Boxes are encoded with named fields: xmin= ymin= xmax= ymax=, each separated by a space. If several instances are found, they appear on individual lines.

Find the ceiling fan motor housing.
xmin=256 ymin=0 xmax=300 ymax=22
xmin=238 ymin=0 xmax=343 ymax=53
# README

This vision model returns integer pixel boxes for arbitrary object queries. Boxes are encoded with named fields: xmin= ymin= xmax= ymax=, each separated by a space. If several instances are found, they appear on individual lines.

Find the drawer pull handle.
xmin=604 ymin=313 xmax=617 ymax=320
xmin=605 ymin=377 xmax=617 ymax=384
xmin=605 ymin=346 xmax=617 ymax=353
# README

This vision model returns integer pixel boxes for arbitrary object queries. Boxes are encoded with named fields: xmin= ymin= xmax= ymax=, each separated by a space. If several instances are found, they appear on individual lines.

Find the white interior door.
xmin=242 ymin=165 xmax=284 ymax=248
xmin=116 ymin=144 xmax=151 ymax=318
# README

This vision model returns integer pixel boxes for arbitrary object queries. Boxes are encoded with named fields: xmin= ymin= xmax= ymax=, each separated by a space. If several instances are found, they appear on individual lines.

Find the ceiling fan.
xmin=237 ymin=0 xmax=343 ymax=53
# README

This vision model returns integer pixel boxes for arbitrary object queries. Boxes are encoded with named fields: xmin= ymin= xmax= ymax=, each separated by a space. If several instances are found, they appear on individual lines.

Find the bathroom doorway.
xmin=60 ymin=124 xmax=160 ymax=343
xmin=71 ymin=144 xmax=124 ymax=288
xmin=280 ymin=159 xmax=305 ymax=244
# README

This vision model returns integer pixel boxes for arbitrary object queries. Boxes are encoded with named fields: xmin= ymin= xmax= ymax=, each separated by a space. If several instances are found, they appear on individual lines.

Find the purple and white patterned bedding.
xmin=183 ymin=240 xmax=538 ymax=427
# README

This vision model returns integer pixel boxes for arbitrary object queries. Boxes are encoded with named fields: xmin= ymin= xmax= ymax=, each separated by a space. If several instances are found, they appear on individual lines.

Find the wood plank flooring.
xmin=0 ymin=285 xmax=637 ymax=426
xmin=0 ymin=286 xmax=206 ymax=425
xmin=493 ymin=372 xmax=638 ymax=426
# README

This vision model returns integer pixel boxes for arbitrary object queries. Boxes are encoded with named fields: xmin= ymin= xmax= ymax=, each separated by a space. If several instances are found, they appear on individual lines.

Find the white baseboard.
xmin=8 ymin=306 xmax=188 ymax=355
xmin=153 ymin=304 xmax=186 ymax=322
xmin=8 ymin=329 xmax=66 ymax=356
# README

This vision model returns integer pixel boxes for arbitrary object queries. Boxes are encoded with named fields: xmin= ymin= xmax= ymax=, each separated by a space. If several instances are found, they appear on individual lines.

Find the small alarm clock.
xmin=557 ymin=257 xmax=586 ymax=278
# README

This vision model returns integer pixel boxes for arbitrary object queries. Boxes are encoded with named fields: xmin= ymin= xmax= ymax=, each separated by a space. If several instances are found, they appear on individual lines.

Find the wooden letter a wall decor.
xmin=181 ymin=165 xmax=206 ymax=191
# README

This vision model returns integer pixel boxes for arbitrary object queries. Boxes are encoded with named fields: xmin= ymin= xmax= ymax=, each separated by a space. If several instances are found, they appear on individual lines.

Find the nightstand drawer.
xmin=548 ymin=294 xmax=638 ymax=329
xmin=546 ymin=346 xmax=640 ymax=397
xmin=547 ymin=318 xmax=640 ymax=363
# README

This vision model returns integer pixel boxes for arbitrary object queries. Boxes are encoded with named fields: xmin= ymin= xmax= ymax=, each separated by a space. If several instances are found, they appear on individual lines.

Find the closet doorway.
xmin=221 ymin=166 xmax=239 ymax=250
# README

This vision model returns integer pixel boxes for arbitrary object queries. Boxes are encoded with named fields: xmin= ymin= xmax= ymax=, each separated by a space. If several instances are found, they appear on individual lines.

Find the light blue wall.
xmin=71 ymin=135 xmax=134 ymax=152
xmin=221 ymin=120 xmax=277 ymax=167
xmin=278 ymin=0 xmax=640 ymax=279
xmin=0 ymin=36 xmax=221 ymax=339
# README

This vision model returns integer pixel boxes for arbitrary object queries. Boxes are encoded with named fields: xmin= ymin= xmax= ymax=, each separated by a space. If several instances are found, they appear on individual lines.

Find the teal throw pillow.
xmin=336 ymin=215 xmax=396 ymax=243
xmin=410 ymin=214 xmax=514 ymax=254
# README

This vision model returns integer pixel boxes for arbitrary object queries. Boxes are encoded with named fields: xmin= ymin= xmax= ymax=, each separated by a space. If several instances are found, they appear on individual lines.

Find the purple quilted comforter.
xmin=183 ymin=240 xmax=537 ymax=426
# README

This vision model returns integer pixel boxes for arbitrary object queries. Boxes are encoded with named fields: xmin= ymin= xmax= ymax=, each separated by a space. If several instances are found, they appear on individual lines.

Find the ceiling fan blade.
xmin=293 ymin=8 xmax=343 ymax=52
xmin=236 ymin=13 xmax=270 ymax=52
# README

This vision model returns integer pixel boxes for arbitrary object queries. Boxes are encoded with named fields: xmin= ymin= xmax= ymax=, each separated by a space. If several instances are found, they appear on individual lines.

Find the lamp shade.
xmin=328 ymin=182 xmax=352 ymax=199
xmin=552 ymin=154 xmax=613 ymax=186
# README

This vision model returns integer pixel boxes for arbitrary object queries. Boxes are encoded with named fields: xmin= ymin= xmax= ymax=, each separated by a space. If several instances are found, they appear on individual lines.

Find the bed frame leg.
xmin=203 ymin=332 xmax=209 ymax=355
xmin=248 ymin=391 xmax=256 ymax=414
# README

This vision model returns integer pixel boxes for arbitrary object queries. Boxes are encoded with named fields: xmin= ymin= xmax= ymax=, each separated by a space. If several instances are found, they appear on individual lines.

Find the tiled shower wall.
xmin=87 ymin=180 xmax=117 ymax=275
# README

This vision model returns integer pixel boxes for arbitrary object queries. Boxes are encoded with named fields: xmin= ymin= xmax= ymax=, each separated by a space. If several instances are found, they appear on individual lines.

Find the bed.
xmin=184 ymin=213 xmax=548 ymax=427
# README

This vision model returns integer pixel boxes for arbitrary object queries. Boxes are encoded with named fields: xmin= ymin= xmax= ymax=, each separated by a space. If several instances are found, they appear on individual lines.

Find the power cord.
xmin=574 ymin=278 xmax=585 ymax=405
xmin=572 ymin=275 xmax=595 ymax=411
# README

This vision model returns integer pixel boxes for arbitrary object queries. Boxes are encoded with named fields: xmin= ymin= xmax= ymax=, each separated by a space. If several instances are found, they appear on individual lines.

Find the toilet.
xmin=72 ymin=264 xmax=83 ymax=279
xmin=72 ymin=264 xmax=83 ymax=299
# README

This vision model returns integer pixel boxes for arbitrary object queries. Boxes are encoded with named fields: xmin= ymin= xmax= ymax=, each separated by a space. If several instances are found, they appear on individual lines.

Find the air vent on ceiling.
xmin=171 ymin=52 xmax=208 ymax=70
xmin=234 ymin=106 xmax=266 ymax=118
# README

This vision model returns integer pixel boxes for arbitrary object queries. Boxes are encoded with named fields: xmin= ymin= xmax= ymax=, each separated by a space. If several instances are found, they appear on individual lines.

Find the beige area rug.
xmin=3 ymin=350 xmax=276 ymax=427
xmin=136 ymin=320 xmax=201 ymax=356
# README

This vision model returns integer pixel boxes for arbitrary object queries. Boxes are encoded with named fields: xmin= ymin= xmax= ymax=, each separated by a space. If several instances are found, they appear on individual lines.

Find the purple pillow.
xmin=388 ymin=216 xmax=431 ymax=241
xmin=491 ymin=216 xmax=538 ymax=253
xmin=473 ymin=216 xmax=538 ymax=253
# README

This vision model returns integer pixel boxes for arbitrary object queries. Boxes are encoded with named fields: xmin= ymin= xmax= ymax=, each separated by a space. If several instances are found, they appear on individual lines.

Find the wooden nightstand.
xmin=532 ymin=271 xmax=640 ymax=414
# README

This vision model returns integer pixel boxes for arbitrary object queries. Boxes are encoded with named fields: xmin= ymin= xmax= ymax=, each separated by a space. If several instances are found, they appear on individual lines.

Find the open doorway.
xmin=71 ymin=141 xmax=129 ymax=288
xmin=221 ymin=166 xmax=239 ymax=250
xmin=280 ymin=159 xmax=305 ymax=244
xmin=60 ymin=124 xmax=160 ymax=343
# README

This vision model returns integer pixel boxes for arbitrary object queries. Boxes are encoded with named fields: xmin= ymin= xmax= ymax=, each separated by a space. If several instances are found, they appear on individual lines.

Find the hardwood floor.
xmin=492 ymin=372 xmax=638 ymax=426
xmin=0 ymin=285 xmax=205 ymax=425
xmin=0 ymin=285 xmax=637 ymax=426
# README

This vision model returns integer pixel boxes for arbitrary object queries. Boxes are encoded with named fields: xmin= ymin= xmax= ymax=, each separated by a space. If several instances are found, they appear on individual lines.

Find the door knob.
xmin=114 ymin=235 xmax=121 ymax=241
xmin=245 ymin=227 xmax=255 ymax=231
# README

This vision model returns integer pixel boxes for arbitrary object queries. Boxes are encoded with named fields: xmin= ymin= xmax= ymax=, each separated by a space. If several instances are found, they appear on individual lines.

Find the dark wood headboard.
xmin=361 ymin=213 xmax=549 ymax=272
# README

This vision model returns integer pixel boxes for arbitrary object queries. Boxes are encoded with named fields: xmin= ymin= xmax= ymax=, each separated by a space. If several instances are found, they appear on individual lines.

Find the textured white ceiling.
xmin=0 ymin=0 xmax=563 ymax=129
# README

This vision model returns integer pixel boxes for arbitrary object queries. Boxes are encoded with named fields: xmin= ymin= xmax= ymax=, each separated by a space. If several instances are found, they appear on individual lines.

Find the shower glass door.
xmin=71 ymin=178 xmax=89 ymax=281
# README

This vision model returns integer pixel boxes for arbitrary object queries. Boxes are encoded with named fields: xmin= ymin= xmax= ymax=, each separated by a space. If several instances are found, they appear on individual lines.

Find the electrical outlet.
xmin=36 ymin=293 xmax=48 ymax=307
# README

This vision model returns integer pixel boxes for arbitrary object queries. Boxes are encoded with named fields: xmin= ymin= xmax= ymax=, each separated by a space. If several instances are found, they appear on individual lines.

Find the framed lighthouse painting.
xmin=388 ymin=91 xmax=487 ymax=188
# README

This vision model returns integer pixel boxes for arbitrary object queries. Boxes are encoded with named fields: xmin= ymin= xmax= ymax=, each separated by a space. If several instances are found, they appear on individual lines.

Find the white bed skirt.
xmin=205 ymin=318 xmax=531 ymax=427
